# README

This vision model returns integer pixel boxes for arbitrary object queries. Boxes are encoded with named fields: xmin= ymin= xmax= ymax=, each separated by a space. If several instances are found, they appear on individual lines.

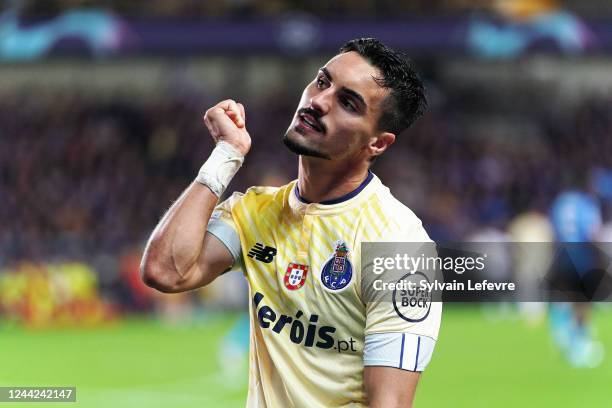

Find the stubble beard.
xmin=282 ymin=131 xmax=332 ymax=160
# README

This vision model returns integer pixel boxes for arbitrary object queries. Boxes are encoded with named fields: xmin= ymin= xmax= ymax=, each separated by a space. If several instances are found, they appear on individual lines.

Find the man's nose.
xmin=309 ymin=89 xmax=332 ymax=115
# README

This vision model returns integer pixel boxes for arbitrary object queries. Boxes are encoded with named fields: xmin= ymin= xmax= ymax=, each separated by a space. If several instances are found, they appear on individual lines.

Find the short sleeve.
xmin=363 ymin=332 xmax=436 ymax=372
xmin=364 ymin=218 xmax=442 ymax=341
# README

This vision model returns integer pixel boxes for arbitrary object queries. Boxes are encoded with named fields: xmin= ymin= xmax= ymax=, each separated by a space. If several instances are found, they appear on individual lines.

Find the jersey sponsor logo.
xmin=247 ymin=242 xmax=277 ymax=263
xmin=253 ymin=292 xmax=357 ymax=353
xmin=284 ymin=263 xmax=308 ymax=290
xmin=321 ymin=241 xmax=353 ymax=291
xmin=392 ymin=272 xmax=432 ymax=322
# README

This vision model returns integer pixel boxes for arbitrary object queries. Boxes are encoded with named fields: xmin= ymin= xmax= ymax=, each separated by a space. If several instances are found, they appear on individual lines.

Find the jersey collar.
xmin=293 ymin=170 xmax=376 ymax=209
xmin=294 ymin=170 xmax=374 ymax=205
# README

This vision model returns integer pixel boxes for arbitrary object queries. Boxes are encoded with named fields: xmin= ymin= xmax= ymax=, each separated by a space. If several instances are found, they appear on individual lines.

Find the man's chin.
xmin=282 ymin=132 xmax=331 ymax=160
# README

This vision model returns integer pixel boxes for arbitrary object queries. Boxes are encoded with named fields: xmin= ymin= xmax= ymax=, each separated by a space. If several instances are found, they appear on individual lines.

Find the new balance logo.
xmin=248 ymin=243 xmax=277 ymax=263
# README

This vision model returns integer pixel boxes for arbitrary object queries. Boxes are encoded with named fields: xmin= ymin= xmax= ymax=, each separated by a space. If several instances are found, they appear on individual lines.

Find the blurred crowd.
xmin=0 ymin=86 xmax=305 ymax=262
xmin=1 ymin=61 xmax=611 ymax=320
xmin=1 ymin=78 xmax=610 ymax=259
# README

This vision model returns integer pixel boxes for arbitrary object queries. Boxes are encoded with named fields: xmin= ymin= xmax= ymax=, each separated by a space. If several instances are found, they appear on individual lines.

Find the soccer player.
xmin=549 ymin=186 xmax=604 ymax=367
xmin=141 ymin=38 xmax=441 ymax=407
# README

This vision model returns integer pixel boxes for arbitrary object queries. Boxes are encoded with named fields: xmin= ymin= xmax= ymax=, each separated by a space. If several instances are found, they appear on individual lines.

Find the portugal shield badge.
xmin=284 ymin=263 xmax=309 ymax=290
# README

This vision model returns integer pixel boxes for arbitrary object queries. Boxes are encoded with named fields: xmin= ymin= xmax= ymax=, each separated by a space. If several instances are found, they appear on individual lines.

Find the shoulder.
xmin=244 ymin=184 xmax=284 ymax=196
xmin=244 ymin=181 xmax=294 ymax=202
xmin=224 ymin=181 xmax=295 ymax=210
xmin=369 ymin=178 xmax=431 ymax=242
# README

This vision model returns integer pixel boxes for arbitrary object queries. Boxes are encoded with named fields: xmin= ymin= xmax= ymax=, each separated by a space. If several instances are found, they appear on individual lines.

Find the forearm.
xmin=141 ymin=182 xmax=218 ymax=291
xmin=141 ymin=99 xmax=250 ymax=292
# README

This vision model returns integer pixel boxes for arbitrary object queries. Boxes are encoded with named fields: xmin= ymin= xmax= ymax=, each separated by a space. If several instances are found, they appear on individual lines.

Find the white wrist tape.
xmin=195 ymin=141 xmax=244 ymax=197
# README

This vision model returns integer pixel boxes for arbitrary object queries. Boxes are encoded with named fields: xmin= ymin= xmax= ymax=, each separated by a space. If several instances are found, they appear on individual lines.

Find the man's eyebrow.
xmin=341 ymin=87 xmax=367 ymax=109
xmin=320 ymin=67 xmax=332 ymax=81
xmin=319 ymin=67 xmax=367 ymax=109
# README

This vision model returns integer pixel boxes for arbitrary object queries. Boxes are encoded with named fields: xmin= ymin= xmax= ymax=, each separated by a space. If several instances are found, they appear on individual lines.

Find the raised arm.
xmin=140 ymin=100 xmax=251 ymax=293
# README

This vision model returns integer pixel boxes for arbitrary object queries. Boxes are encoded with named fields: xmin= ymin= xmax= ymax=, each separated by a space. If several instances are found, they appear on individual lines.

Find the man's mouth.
xmin=298 ymin=112 xmax=325 ymax=133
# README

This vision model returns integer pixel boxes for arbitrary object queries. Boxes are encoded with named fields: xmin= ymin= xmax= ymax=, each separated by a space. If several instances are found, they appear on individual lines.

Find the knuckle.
xmin=219 ymin=99 xmax=235 ymax=108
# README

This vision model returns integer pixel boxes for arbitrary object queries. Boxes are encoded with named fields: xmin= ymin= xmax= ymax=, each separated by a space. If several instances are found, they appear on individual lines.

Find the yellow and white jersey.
xmin=207 ymin=172 xmax=441 ymax=407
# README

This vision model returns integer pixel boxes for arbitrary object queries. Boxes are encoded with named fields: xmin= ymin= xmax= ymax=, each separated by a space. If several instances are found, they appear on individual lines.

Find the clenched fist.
xmin=203 ymin=99 xmax=251 ymax=156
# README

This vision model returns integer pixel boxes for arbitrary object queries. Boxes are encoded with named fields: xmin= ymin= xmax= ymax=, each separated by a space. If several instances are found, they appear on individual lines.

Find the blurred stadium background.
xmin=1 ymin=0 xmax=612 ymax=406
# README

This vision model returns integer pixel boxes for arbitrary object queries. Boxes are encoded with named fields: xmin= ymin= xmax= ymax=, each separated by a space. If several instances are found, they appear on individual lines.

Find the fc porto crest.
xmin=321 ymin=241 xmax=353 ymax=291
xmin=284 ymin=262 xmax=308 ymax=290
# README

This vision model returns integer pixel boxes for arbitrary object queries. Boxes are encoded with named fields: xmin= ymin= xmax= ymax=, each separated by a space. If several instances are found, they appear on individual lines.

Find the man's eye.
xmin=341 ymin=97 xmax=356 ymax=112
xmin=316 ymin=77 xmax=327 ymax=88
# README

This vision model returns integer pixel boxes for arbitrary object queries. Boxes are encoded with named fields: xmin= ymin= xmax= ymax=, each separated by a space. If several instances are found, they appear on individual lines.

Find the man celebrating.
xmin=141 ymin=38 xmax=441 ymax=407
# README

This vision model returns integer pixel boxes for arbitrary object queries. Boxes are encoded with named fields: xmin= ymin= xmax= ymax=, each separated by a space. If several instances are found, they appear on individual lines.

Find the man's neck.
xmin=297 ymin=156 xmax=370 ymax=204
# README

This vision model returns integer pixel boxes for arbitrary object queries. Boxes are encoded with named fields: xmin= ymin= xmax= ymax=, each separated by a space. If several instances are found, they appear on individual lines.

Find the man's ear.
xmin=368 ymin=132 xmax=396 ymax=159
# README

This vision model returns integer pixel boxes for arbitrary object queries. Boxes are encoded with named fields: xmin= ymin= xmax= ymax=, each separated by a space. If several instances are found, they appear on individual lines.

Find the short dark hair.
xmin=339 ymin=38 xmax=427 ymax=135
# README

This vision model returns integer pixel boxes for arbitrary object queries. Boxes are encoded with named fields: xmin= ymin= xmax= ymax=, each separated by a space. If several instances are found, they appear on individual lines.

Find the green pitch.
xmin=1 ymin=306 xmax=611 ymax=407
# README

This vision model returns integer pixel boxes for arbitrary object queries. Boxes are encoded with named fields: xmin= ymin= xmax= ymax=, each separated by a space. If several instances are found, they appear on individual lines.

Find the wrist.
xmin=195 ymin=141 xmax=244 ymax=197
